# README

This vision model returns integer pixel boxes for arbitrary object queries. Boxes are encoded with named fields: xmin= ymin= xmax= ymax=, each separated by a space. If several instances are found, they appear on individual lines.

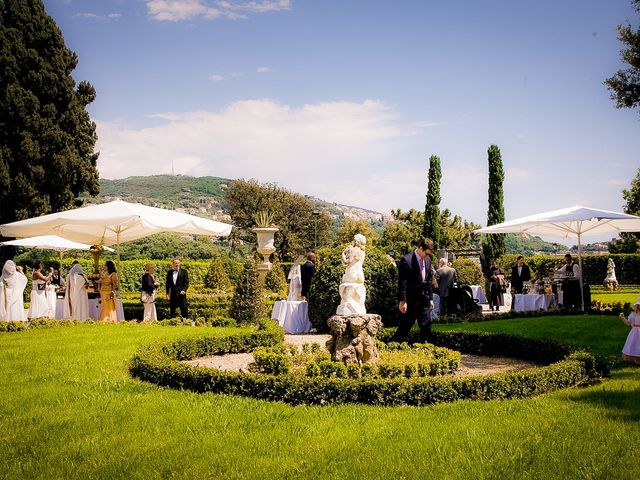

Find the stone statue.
xmin=603 ymin=258 xmax=618 ymax=291
xmin=336 ymin=234 xmax=367 ymax=315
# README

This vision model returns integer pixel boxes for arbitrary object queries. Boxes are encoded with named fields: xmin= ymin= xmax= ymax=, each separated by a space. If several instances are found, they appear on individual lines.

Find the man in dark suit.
xmin=166 ymin=258 xmax=189 ymax=318
xmin=392 ymin=238 xmax=435 ymax=343
xmin=510 ymin=255 xmax=531 ymax=294
xmin=300 ymin=251 xmax=316 ymax=299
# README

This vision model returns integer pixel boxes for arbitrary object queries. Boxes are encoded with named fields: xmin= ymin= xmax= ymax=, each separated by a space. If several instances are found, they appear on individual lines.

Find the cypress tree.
xmin=483 ymin=144 xmax=506 ymax=262
xmin=203 ymin=254 xmax=231 ymax=292
xmin=230 ymin=260 xmax=266 ymax=324
xmin=423 ymin=155 xmax=442 ymax=247
xmin=0 ymin=0 xmax=99 ymax=224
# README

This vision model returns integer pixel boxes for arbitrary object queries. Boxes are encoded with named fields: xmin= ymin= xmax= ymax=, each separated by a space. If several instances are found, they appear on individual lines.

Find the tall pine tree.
xmin=423 ymin=154 xmax=442 ymax=248
xmin=0 ymin=0 xmax=99 ymax=225
xmin=483 ymin=144 xmax=506 ymax=263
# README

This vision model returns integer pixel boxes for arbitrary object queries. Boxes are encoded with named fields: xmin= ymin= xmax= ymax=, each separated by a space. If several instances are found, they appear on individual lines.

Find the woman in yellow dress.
xmin=99 ymin=260 xmax=119 ymax=322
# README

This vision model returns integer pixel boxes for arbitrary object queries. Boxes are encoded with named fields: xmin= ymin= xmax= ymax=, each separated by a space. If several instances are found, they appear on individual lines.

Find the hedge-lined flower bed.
xmin=130 ymin=323 xmax=605 ymax=406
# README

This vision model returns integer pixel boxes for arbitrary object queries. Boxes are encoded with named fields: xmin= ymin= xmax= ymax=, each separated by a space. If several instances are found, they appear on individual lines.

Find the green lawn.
xmin=1 ymin=317 xmax=639 ymax=479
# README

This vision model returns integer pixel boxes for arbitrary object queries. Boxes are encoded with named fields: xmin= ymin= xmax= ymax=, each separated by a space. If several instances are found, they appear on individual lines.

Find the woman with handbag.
xmin=141 ymin=263 xmax=159 ymax=322
xmin=488 ymin=261 xmax=506 ymax=312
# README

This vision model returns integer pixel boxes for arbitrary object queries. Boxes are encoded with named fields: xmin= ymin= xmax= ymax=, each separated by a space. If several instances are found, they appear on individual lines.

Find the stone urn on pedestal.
xmin=252 ymin=211 xmax=278 ymax=281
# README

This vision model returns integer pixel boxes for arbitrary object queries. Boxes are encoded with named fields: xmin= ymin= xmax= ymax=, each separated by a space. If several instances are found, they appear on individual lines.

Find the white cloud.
xmin=73 ymin=12 xmax=121 ymax=20
xmin=209 ymin=72 xmax=243 ymax=81
xmin=95 ymin=99 xmax=450 ymax=212
xmin=257 ymin=66 xmax=274 ymax=73
xmin=209 ymin=74 xmax=223 ymax=82
xmin=146 ymin=0 xmax=290 ymax=22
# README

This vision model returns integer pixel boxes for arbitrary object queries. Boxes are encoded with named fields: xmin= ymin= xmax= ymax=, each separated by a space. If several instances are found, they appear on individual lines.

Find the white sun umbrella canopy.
xmin=474 ymin=205 xmax=640 ymax=309
xmin=0 ymin=200 xmax=233 ymax=270
xmin=0 ymin=235 xmax=115 ymax=252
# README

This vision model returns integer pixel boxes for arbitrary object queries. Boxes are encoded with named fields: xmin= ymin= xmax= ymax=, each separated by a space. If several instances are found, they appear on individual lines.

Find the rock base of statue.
xmin=326 ymin=314 xmax=383 ymax=365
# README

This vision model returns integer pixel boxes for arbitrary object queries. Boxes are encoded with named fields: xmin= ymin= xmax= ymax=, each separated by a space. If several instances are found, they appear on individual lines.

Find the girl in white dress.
xmin=28 ymin=261 xmax=54 ymax=319
xmin=1 ymin=260 xmax=28 ymax=322
xmin=63 ymin=263 xmax=89 ymax=321
xmin=620 ymin=298 xmax=640 ymax=364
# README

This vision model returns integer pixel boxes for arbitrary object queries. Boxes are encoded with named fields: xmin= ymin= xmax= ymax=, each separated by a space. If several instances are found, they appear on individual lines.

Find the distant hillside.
xmin=89 ymin=175 xmax=564 ymax=253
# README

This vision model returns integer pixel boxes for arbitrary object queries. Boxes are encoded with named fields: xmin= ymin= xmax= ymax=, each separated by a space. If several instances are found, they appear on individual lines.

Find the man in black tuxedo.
xmin=392 ymin=238 xmax=435 ymax=343
xmin=300 ymin=251 xmax=316 ymax=299
xmin=166 ymin=258 xmax=189 ymax=318
xmin=510 ymin=256 xmax=531 ymax=294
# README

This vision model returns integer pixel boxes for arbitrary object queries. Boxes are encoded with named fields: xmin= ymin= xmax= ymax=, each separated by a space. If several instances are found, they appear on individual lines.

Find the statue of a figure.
xmin=336 ymin=234 xmax=367 ymax=315
xmin=603 ymin=258 xmax=618 ymax=291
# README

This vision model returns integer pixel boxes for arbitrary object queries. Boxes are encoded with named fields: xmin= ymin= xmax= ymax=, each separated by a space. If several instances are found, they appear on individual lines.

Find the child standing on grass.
xmin=619 ymin=298 xmax=640 ymax=365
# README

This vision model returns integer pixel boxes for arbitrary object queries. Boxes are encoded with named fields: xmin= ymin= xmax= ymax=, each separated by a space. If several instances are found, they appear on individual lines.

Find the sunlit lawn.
xmin=1 ymin=317 xmax=638 ymax=479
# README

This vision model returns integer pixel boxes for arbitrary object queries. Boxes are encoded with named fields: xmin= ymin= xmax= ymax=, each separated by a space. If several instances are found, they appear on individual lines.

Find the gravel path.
xmin=184 ymin=334 xmax=535 ymax=376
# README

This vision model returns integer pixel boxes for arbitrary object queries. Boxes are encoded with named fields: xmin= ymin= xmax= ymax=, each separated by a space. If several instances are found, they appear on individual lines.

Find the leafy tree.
xmin=264 ymin=257 xmax=287 ymax=296
xmin=334 ymin=218 xmax=378 ymax=246
xmin=605 ymin=0 xmax=640 ymax=114
xmin=0 ymin=0 xmax=99 ymax=224
xmin=230 ymin=260 xmax=265 ymax=324
xmin=609 ymin=166 xmax=640 ymax=253
xmin=482 ymin=144 xmax=506 ymax=263
xmin=423 ymin=155 xmax=442 ymax=248
xmin=117 ymin=232 xmax=225 ymax=260
xmin=439 ymin=208 xmax=481 ymax=251
xmin=224 ymin=179 xmax=333 ymax=261
xmin=203 ymin=254 xmax=231 ymax=292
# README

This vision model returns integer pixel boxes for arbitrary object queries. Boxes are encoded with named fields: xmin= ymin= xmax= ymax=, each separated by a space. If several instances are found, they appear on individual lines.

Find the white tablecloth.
xmin=514 ymin=294 xmax=556 ymax=312
xmin=271 ymin=300 xmax=311 ymax=334
xmin=469 ymin=285 xmax=488 ymax=304
xmin=55 ymin=297 xmax=125 ymax=321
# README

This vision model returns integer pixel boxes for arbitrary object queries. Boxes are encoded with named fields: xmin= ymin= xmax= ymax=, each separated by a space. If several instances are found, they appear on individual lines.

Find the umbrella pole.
xmin=577 ymin=231 xmax=585 ymax=311
xmin=116 ymin=230 xmax=121 ymax=275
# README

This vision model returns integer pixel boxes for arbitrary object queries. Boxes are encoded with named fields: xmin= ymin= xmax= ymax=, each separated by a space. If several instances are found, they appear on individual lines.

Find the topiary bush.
xmin=264 ymin=258 xmax=288 ymax=297
xmin=231 ymin=260 xmax=266 ymax=324
xmin=452 ymin=258 xmax=485 ymax=286
xmin=130 ymin=326 xmax=604 ymax=407
xmin=203 ymin=254 xmax=232 ymax=293
xmin=307 ymin=245 xmax=398 ymax=331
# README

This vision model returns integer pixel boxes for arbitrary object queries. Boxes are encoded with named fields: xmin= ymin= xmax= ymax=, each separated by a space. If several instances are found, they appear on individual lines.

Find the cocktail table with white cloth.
xmin=469 ymin=285 xmax=488 ymax=304
xmin=271 ymin=300 xmax=311 ymax=334
xmin=55 ymin=297 xmax=125 ymax=321
xmin=513 ymin=294 xmax=556 ymax=312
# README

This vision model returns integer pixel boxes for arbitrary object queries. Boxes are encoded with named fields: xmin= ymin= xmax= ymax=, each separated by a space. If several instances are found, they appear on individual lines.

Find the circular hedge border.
xmin=129 ymin=322 xmax=605 ymax=406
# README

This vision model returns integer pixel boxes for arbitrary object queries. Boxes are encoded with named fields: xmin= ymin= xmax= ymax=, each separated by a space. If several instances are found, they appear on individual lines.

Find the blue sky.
xmin=44 ymin=0 xmax=639 ymax=241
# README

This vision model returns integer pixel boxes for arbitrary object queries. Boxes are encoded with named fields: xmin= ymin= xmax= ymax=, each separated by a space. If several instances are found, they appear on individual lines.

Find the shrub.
xmin=231 ymin=260 xmax=266 ymax=324
xmin=264 ymin=259 xmax=288 ymax=297
xmin=452 ymin=258 xmax=485 ymax=286
xmin=307 ymin=245 xmax=398 ymax=330
xmin=203 ymin=255 xmax=232 ymax=292
xmin=130 ymin=327 xmax=604 ymax=406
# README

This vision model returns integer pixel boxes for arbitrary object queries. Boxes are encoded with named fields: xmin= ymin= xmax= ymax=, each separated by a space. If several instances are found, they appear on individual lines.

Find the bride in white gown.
xmin=28 ymin=261 xmax=54 ymax=319
xmin=1 ymin=260 xmax=28 ymax=322
xmin=63 ymin=263 xmax=89 ymax=321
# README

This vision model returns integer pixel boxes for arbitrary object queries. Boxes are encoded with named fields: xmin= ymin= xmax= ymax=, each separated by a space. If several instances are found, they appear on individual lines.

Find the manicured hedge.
xmin=130 ymin=324 xmax=604 ymax=406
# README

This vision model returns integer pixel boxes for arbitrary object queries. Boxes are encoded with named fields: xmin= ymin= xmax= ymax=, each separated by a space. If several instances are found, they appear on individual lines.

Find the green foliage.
xmin=609 ymin=167 xmax=640 ymax=253
xmin=0 ymin=0 xmax=99 ymax=225
xmin=252 ymin=346 xmax=292 ymax=375
xmin=452 ymin=258 xmax=485 ymax=286
xmin=131 ymin=327 xmax=602 ymax=406
xmin=483 ymin=144 xmax=506 ymax=263
xmin=263 ymin=258 xmax=288 ymax=297
xmin=423 ymin=155 xmax=442 ymax=248
xmin=334 ymin=218 xmax=378 ymax=246
xmin=225 ymin=179 xmax=334 ymax=261
xmin=253 ymin=210 xmax=275 ymax=228
xmin=203 ymin=254 xmax=231 ymax=292
xmin=117 ymin=233 xmax=230 ymax=261
xmin=605 ymin=0 xmax=640 ymax=113
xmin=230 ymin=260 xmax=266 ymax=324
xmin=307 ymin=245 xmax=398 ymax=330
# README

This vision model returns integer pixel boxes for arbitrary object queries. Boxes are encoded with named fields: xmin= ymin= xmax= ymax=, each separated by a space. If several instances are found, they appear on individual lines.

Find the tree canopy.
xmin=609 ymin=166 xmax=640 ymax=253
xmin=224 ymin=179 xmax=333 ymax=261
xmin=423 ymin=155 xmax=442 ymax=248
xmin=483 ymin=144 xmax=506 ymax=263
xmin=605 ymin=0 xmax=640 ymax=114
xmin=0 ymin=0 xmax=100 ymax=224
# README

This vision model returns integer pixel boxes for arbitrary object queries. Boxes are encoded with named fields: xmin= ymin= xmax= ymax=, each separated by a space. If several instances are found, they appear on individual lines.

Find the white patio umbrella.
xmin=474 ymin=205 xmax=640 ymax=310
xmin=0 ymin=235 xmax=115 ymax=252
xmin=0 ymin=200 xmax=233 ymax=268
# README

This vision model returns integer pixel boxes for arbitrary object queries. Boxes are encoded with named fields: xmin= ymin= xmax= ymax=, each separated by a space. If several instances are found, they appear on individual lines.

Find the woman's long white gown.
xmin=4 ymin=273 xmax=28 ymax=322
xmin=28 ymin=279 xmax=51 ymax=318
xmin=63 ymin=274 xmax=89 ymax=321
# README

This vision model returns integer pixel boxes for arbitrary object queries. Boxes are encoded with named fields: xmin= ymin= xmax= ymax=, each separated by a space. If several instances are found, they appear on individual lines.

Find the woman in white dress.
xmin=620 ymin=297 xmax=640 ymax=365
xmin=287 ymin=255 xmax=305 ymax=301
xmin=28 ymin=261 xmax=54 ymax=319
xmin=63 ymin=263 xmax=89 ymax=321
xmin=1 ymin=260 xmax=28 ymax=322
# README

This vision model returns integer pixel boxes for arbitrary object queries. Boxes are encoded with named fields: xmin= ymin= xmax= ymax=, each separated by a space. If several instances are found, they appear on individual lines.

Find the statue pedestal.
xmin=326 ymin=314 xmax=383 ymax=365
